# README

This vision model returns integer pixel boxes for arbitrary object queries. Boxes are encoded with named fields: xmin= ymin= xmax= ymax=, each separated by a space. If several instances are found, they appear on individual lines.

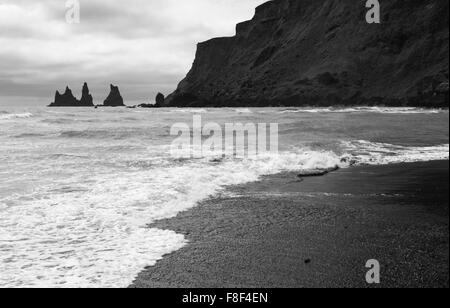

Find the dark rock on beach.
xmin=137 ymin=103 xmax=156 ymax=108
xmin=165 ymin=0 xmax=449 ymax=107
xmin=298 ymin=170 xmax=331 ymax=178
xmin=103 ymin=84 xmax=125 ymax=107
xmin=49 ymin=84 xmax=94 ymax=107
xmin=297 ymin=166 xmax=340 ymax=178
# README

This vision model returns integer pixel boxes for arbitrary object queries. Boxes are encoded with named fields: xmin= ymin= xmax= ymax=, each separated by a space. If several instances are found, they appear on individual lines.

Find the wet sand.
xmin=131 ymin=161 xmax=449 ymax=288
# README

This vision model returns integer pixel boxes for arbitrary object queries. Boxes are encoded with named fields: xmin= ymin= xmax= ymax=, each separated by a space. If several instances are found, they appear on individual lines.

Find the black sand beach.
xmin=131 ymin=161 xmax=449 ymax=288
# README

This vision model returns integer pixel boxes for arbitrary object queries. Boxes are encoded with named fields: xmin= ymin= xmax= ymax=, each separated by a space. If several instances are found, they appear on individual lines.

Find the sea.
xmin=0 ymin=106 xmax=448 ymax=287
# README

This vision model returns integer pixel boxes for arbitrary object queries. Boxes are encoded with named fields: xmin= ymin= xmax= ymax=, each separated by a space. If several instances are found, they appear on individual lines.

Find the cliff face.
xmin=166 ymin=0 xmax=449 ymax=107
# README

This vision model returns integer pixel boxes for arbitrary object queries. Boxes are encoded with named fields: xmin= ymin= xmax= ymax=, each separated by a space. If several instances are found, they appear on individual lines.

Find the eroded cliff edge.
xmin=166 ymin=0 xmax=449 ymax=107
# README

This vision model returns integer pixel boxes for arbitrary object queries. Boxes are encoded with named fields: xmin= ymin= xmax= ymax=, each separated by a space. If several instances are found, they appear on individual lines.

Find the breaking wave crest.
xmin=0 ymin=112 xmax=33 ymax=120
xmin=0 ymin=148 xmax=345 ymax=288
xmin=341 ymin=140 xmax=449 ymax=165
xmin=235 ymin=108 xmax=253 ymax=114
xmin=279 ymin=107 xmax=445 ymax=114
xmin=171 ymin=108 xmax=208 ymax=113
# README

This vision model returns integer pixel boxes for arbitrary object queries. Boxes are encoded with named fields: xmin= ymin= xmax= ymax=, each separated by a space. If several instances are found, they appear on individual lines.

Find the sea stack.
xmin=49 ymin=86 xmax=79 ymax=107
xmin=48 ymin=84 xmax=95 ymax=107
xmin=103 ymin=84 xmax=125 ymax=107
xmin=79 ymin=82 xmax=94 ymax=106
xmin=155 ymin=92 xmax=165 ymax=107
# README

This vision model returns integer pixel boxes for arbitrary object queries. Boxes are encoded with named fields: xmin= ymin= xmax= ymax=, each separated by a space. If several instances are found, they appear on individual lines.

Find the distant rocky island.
xmin=164 ymin=0 xmax=449 ymax=107
xmin=48 ymin=83 xmax=125 ymax=107
xmin=49 ymin=83 xmax=94 ymax=107
xmin=48 ymin=83 xmax=167 ymax=108
xmin=131 ymin=93 xmax=166 ymax=108
xmin=103 ymin=84 xmax=125 ymax=107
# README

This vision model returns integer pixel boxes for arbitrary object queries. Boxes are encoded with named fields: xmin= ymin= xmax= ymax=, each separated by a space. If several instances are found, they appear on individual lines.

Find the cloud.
xmin=0 ymin=0 xmax=267 ymax=105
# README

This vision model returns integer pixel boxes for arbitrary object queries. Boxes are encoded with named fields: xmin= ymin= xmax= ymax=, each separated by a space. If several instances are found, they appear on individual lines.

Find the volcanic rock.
xmin=297 ymin=166 xmax=340 ymax=178
xmin=48 ymin=83 xmax=95 ymax=107
xmin=155 ymin=92 xmax=165 ymax=107
xmin=165 ymin=0 xmax=449 ymax=107
xmin=79 ymin=82 xmax=94 ymax=106
xmin=103 ymin=84 xmax=125 ymax=107
xmin=49 ymin=86 xmax=79 ymax=107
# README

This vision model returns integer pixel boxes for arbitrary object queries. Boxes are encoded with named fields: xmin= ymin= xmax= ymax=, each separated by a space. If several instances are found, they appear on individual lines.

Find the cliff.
xmin=166 ymin=0 xmax=449 ymax=107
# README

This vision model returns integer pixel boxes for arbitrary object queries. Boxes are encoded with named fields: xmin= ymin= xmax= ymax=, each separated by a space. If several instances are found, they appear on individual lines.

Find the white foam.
xmin=172 ymin=108 xmax=208 ymax=113
xmin=279 ymin=107 xmax=445 ymax=114
xmin=341 ymin=140 xmax=449 ymax=165
xmin=0 ymin=148 xmax=346 ymax=288
xmin=0 ymin=112 xmax=33 ymax=120
xmin=234 ymin=108 xmax=253 ymax=114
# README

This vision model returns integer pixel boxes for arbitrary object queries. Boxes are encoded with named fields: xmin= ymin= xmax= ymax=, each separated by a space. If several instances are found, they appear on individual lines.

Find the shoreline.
xmin=131 ymin=160 xmax=449 ymax=288
xmin=44 ymin=105 xmax=450 ymax=110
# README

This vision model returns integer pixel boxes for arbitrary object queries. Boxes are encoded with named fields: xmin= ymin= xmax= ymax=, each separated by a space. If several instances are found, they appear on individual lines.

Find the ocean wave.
xmin=1 ymin=138 xmax=448 ymax=287
xmin=171 ymin=108 xmax=208 ymax=113
xmin=59 ymin=130 xmax=99 ymax=138
xmin=235 ymin=108 xmax=253 ymax=114
xmin=41 ymin=118 xmax=76 ymax=124
xmin=341 ymin=140 xmax=449 ymax=165
xmin=58 ymin=130 xmax=136 ymax=140
xmin=279 ymin=107 xmax=444 ymax=114
xmin=0 ymin=148 xmax=346 ymax=288
xmin=0 ymin=112 xmax=33 ymax=120
xmin=14 ymin=133 xmax=47 ymax=139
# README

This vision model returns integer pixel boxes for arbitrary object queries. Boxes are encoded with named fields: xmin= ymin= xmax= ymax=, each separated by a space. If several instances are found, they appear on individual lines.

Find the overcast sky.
xmin=0 ymin=0 xmax=266 ymax=106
